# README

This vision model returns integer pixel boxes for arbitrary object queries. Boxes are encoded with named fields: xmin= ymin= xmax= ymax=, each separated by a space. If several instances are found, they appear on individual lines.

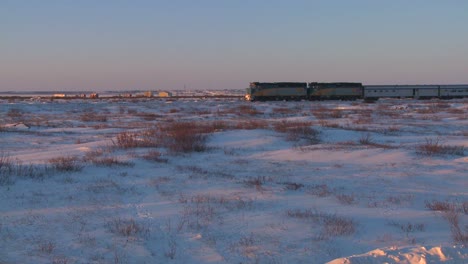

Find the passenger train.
xmin=245 ymin=82 xmax=468 ymax=101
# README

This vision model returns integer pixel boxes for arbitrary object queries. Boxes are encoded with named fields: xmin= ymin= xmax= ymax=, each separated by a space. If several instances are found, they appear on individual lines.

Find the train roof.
xmin=250 ymin=82 xmax=307 ymax=88
xmin=364 ymin=84 xmax=468 ymax=89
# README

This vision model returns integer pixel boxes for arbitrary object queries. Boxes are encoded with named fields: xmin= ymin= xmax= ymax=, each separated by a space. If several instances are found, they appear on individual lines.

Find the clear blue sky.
xmin=2 ymin=0 xmax=468 ymax=91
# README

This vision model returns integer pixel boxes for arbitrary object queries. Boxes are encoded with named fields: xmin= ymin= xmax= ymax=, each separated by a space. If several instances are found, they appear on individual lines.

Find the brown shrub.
xmin=425 ymin=200 xmax=456 ymax=212
xmin=162 ymin=122 xmax=210 ymax=153
xmin=115 ymin=132 xmax=140 ymax=148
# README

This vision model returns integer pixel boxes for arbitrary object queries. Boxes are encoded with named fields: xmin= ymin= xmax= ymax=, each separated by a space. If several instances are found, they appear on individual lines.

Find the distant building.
xmin=90 ymin=93 xmax=99 ymax=99
xmin=53 ymin=94 xmax=66 ymax=98
xmin=158 ymin=91 xmax=172 ymax=97
xmin=144 ymin=91 xmax=153 ymax=97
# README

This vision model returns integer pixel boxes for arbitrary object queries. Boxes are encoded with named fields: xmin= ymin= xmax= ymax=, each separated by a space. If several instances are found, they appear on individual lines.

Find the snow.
xmin=0 ymin=96 xmax=467 ymax=263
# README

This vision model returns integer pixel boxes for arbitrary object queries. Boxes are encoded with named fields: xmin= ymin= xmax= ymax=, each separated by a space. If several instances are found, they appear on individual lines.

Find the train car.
xmin=363 ymin=85 xmax=440 ymax=100
xmin=245 ymin=82 xmax=307 ymax=101
xmin=308 ymin=82 xmax=363 ymax=100
xmin=439 ymin=85 xmax=468 ymax=98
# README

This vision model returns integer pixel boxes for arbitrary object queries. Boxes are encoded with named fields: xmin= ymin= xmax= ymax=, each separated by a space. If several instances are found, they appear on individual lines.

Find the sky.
xmin=1 ymin=0 xmax=468 ymax=91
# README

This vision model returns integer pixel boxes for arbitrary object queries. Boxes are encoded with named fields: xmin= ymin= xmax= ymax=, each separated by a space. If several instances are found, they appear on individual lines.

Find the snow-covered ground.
xmin=0 ymin=96 xmax=467 ymax=263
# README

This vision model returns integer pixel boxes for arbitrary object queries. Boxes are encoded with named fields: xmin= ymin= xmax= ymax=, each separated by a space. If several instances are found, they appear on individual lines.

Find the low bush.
xmin=425 ymin=200 xmax=468 ymax=246
xmin=162 ymin=122 xmax=210 ymax=153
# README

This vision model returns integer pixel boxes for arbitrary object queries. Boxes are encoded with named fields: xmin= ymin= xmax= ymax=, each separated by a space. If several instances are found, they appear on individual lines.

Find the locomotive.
xmin=245 ymin=82 xmax=468 ymax=101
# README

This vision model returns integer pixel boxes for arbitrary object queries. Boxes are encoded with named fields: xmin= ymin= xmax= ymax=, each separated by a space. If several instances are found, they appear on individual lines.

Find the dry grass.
xmin=358 ymin=133 xmax=374 ymax=145
xmin=79 ymin=111 xmax=108 ymax=122
xmin=136 ymin=112 xmax=161 ymax=121
xmin=335 ymin=194 xmax=357 ymax=205
xmin=38 ymin=240 xmax=55 ymax=254
xmin=142 ymin=150 xmax=169 ymax=163
xmin=0 ymin=152 xmax=12 ymax=172
xmin=114 ymin=127 xmax=165 ymax=148
xmin=234 ymin=120 xmax=269 ymax=130
xmin=243 ymin=176 xmax=270 ymax=191
xmin=6 ymin=108 xmax=25 ymax=120
xmin=387 ymin=221 xmax=425 ymax=237
xmin=416 ymin=138 xmax=465 ymax=156
xmin=49 ymin=156 xmax=83 ymax=172
xmin=227 ymin=104 xmax=261 ymax=116
xmin=272 ymin=106 xmax=296 ymax=115
xmin=282 ymin=182 xmax=304 ymax=191
xmin=425 ymin=200 xmax=457 ymax=212
xmin=180 ymin=200 xmax=216 ymax=231
xmin=273 ymin=121 xmax=319 ymax=144
xmin=306 ymin=184 xmax=332 ymax=197
xmin=107 ymin=218 xmax=149 ymax=237
xmin=357 ymin=133 xmax=396 ymax=149
xmin=88 ymin=156 xmax=134 ymax=167
xmin=287 ymin=208 xmax=356 ymax=238
xmin=425 ymin=200 xmax=468 ymax=246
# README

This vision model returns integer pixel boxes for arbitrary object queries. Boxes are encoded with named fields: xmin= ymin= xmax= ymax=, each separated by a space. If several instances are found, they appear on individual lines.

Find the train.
xmin=245 ymin=82 xmax=468 ymax=101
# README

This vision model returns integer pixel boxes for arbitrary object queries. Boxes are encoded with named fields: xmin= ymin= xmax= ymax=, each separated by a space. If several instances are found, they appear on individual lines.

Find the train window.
xmin=374 ymin=90 xmax=377 ymax=92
